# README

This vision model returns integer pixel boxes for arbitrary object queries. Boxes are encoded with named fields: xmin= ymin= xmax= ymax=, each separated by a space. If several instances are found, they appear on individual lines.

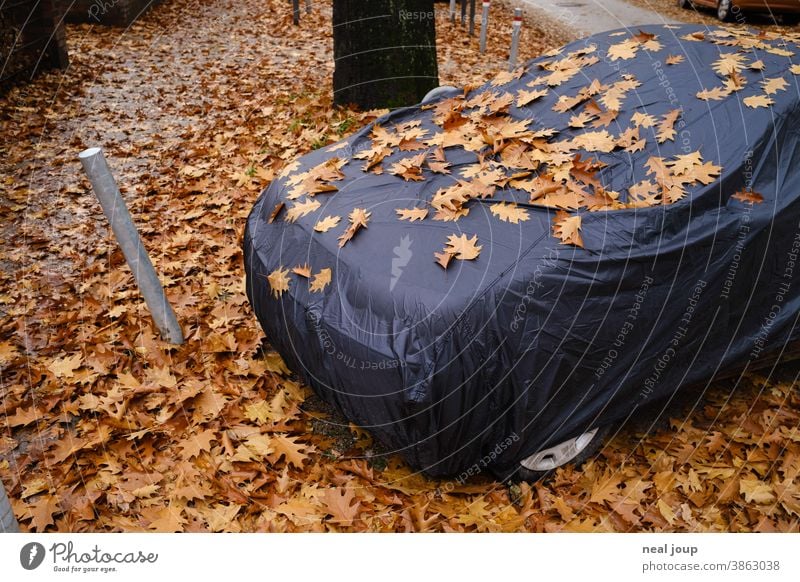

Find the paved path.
xmin=519 ymin=0 xmax=682 ymax=36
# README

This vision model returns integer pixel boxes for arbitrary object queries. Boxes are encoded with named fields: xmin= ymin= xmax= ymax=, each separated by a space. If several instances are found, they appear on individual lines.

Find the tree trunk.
xmin=333 ymin=0 xmax=439 ymax=110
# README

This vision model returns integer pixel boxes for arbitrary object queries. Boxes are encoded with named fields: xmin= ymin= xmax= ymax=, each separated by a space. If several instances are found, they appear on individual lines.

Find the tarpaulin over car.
xmin=244 ymin=24 xmax=800 ymax=479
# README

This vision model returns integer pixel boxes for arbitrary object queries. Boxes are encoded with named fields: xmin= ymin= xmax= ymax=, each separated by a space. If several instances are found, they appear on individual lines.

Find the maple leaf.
xmin=743 ymin=95 xmax=774 ymax=109
xmin=292 ymin=264 xmax=311 ymax=278
xmin=396 ymin=207 xmax=428 ymax=222
xmin=443 ymin=234 xmax=481 ymax=261
xmin=762 ymin=77 xmax=788 ymax=95
xmin=309 ymin=268 xmax=332 ymax=293
xmin=323 ymin=487 xmax=361 ymax=526
xmin=313 ymin=215 xmax=341 ymax=233
xmin=48 ymin=353 xmax=83 ymax=378
xmin=665 ymin=55 xmax=684 ymax=65
xmin=266 ymin=267 xmax=291 ymax=298
xmin=731 ymin=189 xmax=764 ymax=204
xmin=285 ymin=198 xmax=321 ymax=222
xmin=490 ymin=203 xmax=529 ymax=224
xmin=552 ymin=211 xmax=584 ymax=248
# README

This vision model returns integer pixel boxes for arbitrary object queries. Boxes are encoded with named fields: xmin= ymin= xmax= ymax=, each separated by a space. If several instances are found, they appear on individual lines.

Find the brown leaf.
xmin=552 ymin=211 xmax=584 ymax=248
xmin=338 ymin=208 xmax=371 ymax=247
xmin=490 ymin=203 xmax=529 ymax=224
xmin=266 ymin=267 xmax=291 ymax=298
xmin=309 ymin=268 xmax=332 ymax=293
xmin=731 ymin=189 xmax=764 ymax=204
xmin=323 ymin=487 xmax=361 ymax=525
xmin=312 ymin=215 xmax=340 ymax=233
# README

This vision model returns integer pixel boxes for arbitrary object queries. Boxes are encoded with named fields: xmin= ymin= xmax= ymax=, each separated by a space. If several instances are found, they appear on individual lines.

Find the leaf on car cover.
xmin=267 ymin=267 xmax=291 ymax=298
xmin=743 ymin=95 xmax=774 ymax=109
xmin=309 ymin=268 xmax=332 ymax=293
xmin=552 ymin=210 xmax=584 ymax=248
xmin=731 ymin=189 xmax=764 ymax=204
xmin=338 ymin=208 xmax=371 ymax=247
xmin=490 ymin=203 xmax=529 ymax=224
xmin=313 ymin=215 xmax=341 ymax=232
xmin=396 ymin=207 xmax=428 ymax=222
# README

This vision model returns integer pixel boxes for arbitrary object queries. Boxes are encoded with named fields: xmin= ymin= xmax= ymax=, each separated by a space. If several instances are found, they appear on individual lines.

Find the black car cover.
xmin=245 ymin=24 xmax=800 ymax=479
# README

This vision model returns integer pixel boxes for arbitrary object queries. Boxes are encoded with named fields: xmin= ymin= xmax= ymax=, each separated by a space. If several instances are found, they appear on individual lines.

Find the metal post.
xmin=479 ymin=0 xmax=490 ymax=54
xmin=469 ymin=0 xmax=476 ymax=36
xmin=305 ymin=0 xmax=311 ymax=14
xmin=449 ymin=0 xmax=456 ymax=24
xmin=292 ymin=0 xmax=300 ymax=24
xmin=79 ymin=148 xmax=184 ymax=345
xmin=509 ymin=8 xmax=522 ymax=71
xmin=1 ymin=480 xmax=19 ymax=533
xmin=461 ymin=0 xmax=467 ymax=26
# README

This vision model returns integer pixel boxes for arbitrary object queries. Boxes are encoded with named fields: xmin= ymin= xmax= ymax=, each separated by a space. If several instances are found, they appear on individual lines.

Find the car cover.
xmin=244 ymin=24 xmax=800 ymax=479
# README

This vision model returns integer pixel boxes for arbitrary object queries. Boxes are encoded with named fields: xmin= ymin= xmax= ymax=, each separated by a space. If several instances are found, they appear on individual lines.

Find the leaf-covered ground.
xmin=1 ymin=0 xmax=798 ymax=532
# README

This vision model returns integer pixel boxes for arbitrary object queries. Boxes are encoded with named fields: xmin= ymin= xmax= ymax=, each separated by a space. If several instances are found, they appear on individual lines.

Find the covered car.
xmin=245 ymin=24 xmax=800 ymax=480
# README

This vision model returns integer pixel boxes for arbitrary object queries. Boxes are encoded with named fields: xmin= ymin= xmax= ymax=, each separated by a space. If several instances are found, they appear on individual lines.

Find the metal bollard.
xmin=449 ymin=0 xmax=456 ymax=24
xmin=292 ymin=0 xmax=300 ymax=24
xmin=305 ymin=0 xmax=311 ymax=14
xmin=1 ymin=480 xmax=19 ymax=533
xmin=508 ymin=8 xmax=522 ymax=71
xmin=469 ymin=0 xmax=476 ymax=36
xmin=479 ymin=0 xmax=490 ymax=54
xmin=79 ymin=148 xmax=184 ymax=345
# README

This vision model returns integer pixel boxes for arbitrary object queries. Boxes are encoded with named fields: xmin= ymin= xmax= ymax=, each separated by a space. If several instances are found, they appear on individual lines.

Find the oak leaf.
xmin=743 ymin=95 xmax=774 ymax=109
xmin=396 ymin=207 xmax=428 ymax=221
xmin=313 ymin=215 xmax=341 ymax=233
xmin=443 ymin=234 xmax=482 ymax=261
xmin=338 ymin=208 xmax=371 ymax=247
xmin=323 ymin=487 xmax=361 ymax=525
xmin=731 ymin=189 xmax=764 ymax=204
xmin=267 ymin=267 xmax=291 ymax=298
xmin=309 ymin=268 xmax=332 ymax=293
xmin=490 ymin=203 xmax=529 ymax=224
xmin=552 ymin=211 xmax=584 ymax=248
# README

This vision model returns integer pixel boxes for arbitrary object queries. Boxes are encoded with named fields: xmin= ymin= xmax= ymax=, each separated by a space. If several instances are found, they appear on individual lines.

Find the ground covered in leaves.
xmin=0 ymin=0 xmax=798 ymax=532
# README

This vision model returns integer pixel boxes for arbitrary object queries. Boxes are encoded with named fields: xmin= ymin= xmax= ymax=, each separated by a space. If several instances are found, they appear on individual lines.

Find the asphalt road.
xmin=519 ymin=0 xmax=681 ymax=36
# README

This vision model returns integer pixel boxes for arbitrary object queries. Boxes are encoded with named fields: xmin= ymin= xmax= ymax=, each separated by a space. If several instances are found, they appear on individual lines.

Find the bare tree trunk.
xmin=333 ymin=0 xmax=439 ymax=110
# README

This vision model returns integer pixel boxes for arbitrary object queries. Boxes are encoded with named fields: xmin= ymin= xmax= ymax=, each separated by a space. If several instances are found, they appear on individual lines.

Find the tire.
xmin=717 ymin=0 xmax=734 ymax=22
xmin=515 ymin=424 xmax=613 ymax=483
xmin=677 ymin=0 xmax=693 ymax=8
